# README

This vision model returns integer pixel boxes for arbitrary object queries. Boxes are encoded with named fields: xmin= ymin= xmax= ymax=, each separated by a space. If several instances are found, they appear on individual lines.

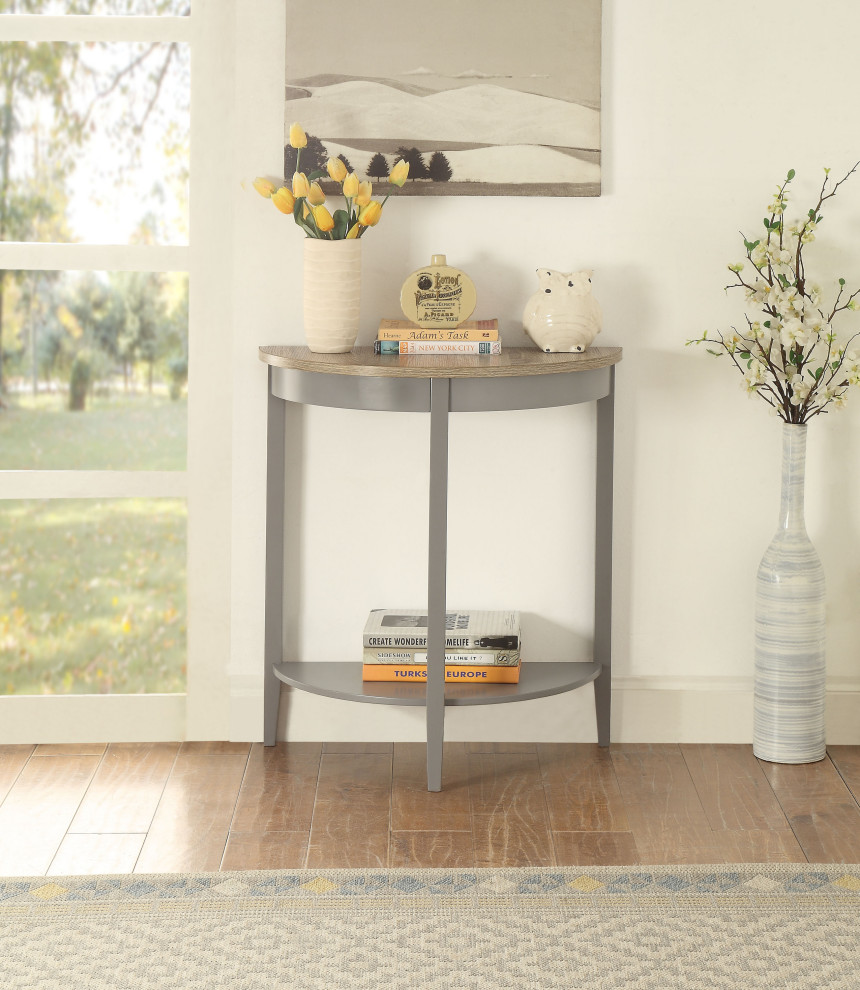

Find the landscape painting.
xmin=283 ymin=0 xmax=601 ymax=197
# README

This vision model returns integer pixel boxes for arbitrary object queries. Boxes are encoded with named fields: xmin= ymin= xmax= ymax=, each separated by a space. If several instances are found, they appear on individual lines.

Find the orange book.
xmin=362 ymin=664 xmax=520 ymax=683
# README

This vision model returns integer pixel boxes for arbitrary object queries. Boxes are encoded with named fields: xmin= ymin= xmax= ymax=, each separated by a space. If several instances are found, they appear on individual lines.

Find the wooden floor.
xmin=1 ymin=742 xmax=860 ymax=876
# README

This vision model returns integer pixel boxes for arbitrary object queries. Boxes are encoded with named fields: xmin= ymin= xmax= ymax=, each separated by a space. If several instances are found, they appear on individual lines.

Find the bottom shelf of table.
xmin=273 ymin=660 xmax=601 ymax=707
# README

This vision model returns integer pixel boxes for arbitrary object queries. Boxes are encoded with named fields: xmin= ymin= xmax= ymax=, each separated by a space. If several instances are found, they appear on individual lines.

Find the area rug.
xmin=3 ymin=864 xmax=860 ymax=989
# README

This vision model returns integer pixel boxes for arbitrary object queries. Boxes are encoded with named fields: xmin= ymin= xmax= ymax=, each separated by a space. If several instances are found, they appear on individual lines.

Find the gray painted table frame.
xmin=259 ymin=346 xmax=621 ymax=791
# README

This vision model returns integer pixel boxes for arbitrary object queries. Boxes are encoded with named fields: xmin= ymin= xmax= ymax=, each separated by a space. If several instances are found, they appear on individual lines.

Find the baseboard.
xmin=228 ymin=674 xmax=860 ymax=745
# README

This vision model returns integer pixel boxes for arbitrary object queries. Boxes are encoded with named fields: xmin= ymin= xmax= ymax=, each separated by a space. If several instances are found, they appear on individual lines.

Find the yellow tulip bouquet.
xmin=254 ymin=123 xmax=410 ymax=239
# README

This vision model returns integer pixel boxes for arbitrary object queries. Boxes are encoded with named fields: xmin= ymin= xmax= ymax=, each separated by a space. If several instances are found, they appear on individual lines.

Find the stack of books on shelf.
xmin=362 ymin=608 xmax=521 ymax=683
xmin=373 ymin=319 xmax=502 ymax=356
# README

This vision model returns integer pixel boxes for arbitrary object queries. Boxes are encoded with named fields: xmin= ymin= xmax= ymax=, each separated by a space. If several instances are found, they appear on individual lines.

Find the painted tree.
xmin=337 ymin=153 xmax=353 ymax=174
xmin=402 ymin=147 xmax=428 ymax=181
xmin=366 ymin=152 xmax=389 ymax=180
xmin=428 ymin=151 xmax=453 ymax=183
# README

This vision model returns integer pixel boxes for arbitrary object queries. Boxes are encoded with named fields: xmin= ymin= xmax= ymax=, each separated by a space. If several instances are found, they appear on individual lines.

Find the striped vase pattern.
xmin=303 ymin=239 xmax=362 ymax=353
xmin=754 ymin=423 xmax=826 ymax=764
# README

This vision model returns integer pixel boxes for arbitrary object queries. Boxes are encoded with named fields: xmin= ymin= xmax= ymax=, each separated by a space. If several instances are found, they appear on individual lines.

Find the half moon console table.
xmin=259 ymin=344 xmax=622 ymax=791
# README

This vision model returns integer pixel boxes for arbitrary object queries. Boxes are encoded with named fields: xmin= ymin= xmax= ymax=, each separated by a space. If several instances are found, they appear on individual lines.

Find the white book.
xmin=363 ymin=608 xmax=520 ymax=650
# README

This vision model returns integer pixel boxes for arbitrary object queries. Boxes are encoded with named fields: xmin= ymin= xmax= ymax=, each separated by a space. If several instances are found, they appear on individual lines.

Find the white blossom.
xmin=751 ymin=243 xmax=768 ymax=268
xmin=788 ymin=374 xmax=812 ymax=405
xmin=744 ymin=361 xmax=768 ymax=388
xmin=750 ymin=321 xmax=772 ymax=344
xmin=722 ymin=328 xmax=744 ymax=350
xmin=780 ymin=319 xmax=810 ymax=350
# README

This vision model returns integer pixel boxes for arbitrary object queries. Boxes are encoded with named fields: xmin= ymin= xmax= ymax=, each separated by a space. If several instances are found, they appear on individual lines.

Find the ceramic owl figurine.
xmin=522 ymin=269 xmax=602 ymax=353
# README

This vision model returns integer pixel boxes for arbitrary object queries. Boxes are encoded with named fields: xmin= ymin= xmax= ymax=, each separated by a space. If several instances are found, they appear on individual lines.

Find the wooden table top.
xmin=259 ymin=345 xmax=622 ymax=379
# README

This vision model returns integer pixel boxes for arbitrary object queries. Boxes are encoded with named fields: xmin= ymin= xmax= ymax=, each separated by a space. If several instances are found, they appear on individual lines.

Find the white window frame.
xmin=0 ymin=4 xmax=234 ymax=743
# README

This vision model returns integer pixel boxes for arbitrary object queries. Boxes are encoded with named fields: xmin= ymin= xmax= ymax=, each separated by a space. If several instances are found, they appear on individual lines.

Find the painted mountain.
xmin=284 ymin=75 xmax=601 ymax=197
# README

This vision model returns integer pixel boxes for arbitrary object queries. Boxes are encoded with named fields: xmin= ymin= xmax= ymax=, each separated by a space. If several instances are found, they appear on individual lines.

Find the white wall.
xmin=228 ymin=0 xmax=860 ymax=743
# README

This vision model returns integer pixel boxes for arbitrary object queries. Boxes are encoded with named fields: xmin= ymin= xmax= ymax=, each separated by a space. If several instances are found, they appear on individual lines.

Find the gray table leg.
xmin=426 ymin=378 xmax=450 ymax=791
xmin=594 ymin=365 xmax=615 ymax=747
xmin=264 ymin=370 xmax=286 ymax=747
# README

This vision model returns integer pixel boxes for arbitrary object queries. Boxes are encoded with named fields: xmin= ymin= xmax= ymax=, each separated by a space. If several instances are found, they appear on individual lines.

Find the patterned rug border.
xmin=3 ymin=863 xmax=860 ymax=915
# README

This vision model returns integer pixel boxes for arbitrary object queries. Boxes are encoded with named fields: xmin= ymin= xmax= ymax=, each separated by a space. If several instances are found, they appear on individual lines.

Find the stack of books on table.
xmin=362 ymin=608 xmax=521 ymax=683
xmin=373 ymin=319 xmax=501 ymax=356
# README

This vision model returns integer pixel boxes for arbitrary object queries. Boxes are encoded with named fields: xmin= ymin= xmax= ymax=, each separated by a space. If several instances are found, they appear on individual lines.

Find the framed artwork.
xmin=284 ymin=0 xmax=601 ymax=197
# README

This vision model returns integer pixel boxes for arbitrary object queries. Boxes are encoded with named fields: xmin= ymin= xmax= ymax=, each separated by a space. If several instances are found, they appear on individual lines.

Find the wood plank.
xmin=134 ymin=752 xmax=249 ymax=873
xmin=472 ymin=814 xmax=554 ymax=867
xmin=321 ymin=743 xmax=393 ymax=754
xmin=681 ymin=744 xmax=790 ymax=831
xmin=468 ymin=752 xmax=550 ymax=819
xmin=759 ymin=757 xmax=860 ymax=862
xmin=0 ymin=745 xmax=34 ymax=802
xmin=538 ymin=743 xmax=629 ymax=832
xmin=553 ymin=831 xmax=639 ymax=866
xmin=34 ymin=743 xmax=107 ymax=757
xmin=48 ymin=834 xmax=145 ymax=876
xmin=69 ymin=742 xmax=179 ymax=834
xmin=469 ymin=752 xmax=554 ymax=867
xmin=465 ymin=743 xmax=537 ymax=754
xmin=222 ymin=832 xmax=309 ymax=870
xmin=230 ymin=743 xmax=321 ymax=832
xmin=389 ymin=831 xmax=475 ymax=868
xmin=392 ymin=743 xmax=471 ymax=832
xmin=179 ymin=741 xmax=251 ymax=756
xmin=306 ymin=754 xmax=392 ymax=868
xmin=0 ymin=755 xmax=101 ymax=876
xmin=610 ymin=744 xmax=728 ymax=863
xmin=713 ymin=829 xmax=806 ymax=863
xmin=828 ymin=746 xmax=860 ymax=802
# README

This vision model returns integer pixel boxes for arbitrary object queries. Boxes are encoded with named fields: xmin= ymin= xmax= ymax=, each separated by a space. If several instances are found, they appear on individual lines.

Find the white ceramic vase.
xmin=302 ymin=239 xmax=362 ymax=353
xmin=753 ymin=423 xmax=826 ymax=764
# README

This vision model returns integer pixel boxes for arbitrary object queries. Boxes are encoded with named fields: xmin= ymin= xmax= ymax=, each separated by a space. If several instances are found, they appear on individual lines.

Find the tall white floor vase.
xmin=302 ymin=239 xmax=362 ymax=353
xmin=754 ymin=423 xmax=826 ymax=764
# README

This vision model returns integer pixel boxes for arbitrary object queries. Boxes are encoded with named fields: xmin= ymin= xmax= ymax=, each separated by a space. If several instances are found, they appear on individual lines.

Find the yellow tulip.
xmin=308 ymin=181 xmax=326 ymax=206
xmin=288 ymin=123 xmax=307 ymax=149
xmin=358 ymin=201 xmax=382 ymax=227
xmin=292 ymin=171 xmax=310 ymax=198
xmin=389 ymin=159 xmax=409 ymax=187
xmin=271 ymin=186 xmax=296 ymax=214
xmin=326 ymin=157 xmax=348 ymax=183
xmin=312 ymin=204 xmax=335 ymax=232
xmin=346 ymin=222 xmax=360 ymax=239
xmin=342 ymin=171 xmax=360 ymax=198
xmin=253 ymin=177 xmax=276 ymax=198
xmin=355 ymin=180 xmax=373 ymax=207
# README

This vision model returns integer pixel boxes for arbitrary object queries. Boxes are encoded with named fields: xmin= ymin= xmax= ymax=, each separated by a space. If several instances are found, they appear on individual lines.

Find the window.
xmin=0 ymin=1 xmax=229 ymax=743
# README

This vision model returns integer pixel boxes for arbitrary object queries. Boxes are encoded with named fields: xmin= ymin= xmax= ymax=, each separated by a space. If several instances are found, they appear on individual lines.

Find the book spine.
xmin=362 ymin=648 xmax=520 ymax=666
xmin=362 ymin=664 xmax=521 ymax=683
xmin=377 ymin=328 xmax=499 ymax=342
xmin=374 ymin=340 xmax=502 ymax=355
xmin=379 ymin=319 xmax=499 ymax=333
xmin=363 ymin=633 xmax=520 ymax=650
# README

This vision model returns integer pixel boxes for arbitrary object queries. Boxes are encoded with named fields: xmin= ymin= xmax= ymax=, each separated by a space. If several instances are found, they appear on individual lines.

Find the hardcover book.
xmin=377 ymin=318 xmax=499 ymax=342
xmin=362 ymin=648 xmax=520 ymax=666
xmin=361 ymin=664 xmax=520 ymax=683
xmin=374 ymin=340 xmax=502 ymax=355
xmin=363 ymin=609 xmax=520 ymax=650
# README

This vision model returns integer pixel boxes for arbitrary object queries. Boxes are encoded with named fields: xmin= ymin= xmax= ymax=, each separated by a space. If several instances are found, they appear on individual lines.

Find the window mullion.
xmin=0 ymin=470 xmax=188 ymax=500
xmin=0 ymin=15 xmax=192 ymax=44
